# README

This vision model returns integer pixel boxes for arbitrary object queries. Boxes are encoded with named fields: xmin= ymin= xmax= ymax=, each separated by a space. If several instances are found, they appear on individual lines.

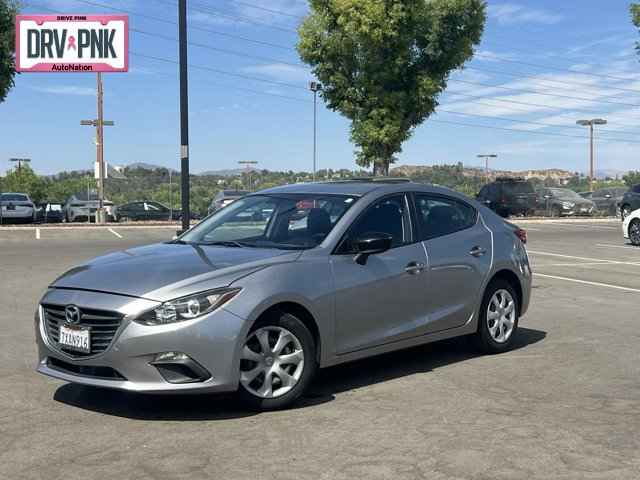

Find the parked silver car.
xmin=0 ymin=192 xmax=36 ymax=223
xmin=36 ymin=181 xmax=532 ymax=410
xmin=63 ymin=192 xmax=115 ymax=223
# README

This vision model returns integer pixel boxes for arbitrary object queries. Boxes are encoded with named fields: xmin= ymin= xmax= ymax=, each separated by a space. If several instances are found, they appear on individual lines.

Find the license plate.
xmin=59 ymin=325 xmax=91 ymax=354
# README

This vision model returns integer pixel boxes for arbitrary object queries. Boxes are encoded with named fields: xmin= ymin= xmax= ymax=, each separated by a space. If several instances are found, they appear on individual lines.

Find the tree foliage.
xmin=632 ymin=3 xmax=640 ymax=48
xmin=297 ymin=0 xmax=486 ymax=175
xmin=0 ymin=0 xmax=18 ymax=103
xmin=623 ymin=170 xmax=640 ymax=187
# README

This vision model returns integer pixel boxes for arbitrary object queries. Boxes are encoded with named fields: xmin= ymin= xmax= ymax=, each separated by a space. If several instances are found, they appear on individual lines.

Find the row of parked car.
xmin=0 ymin=189 xmax=252 ymax=224
xmin=476 ymin=177 xmax=636 ymax=218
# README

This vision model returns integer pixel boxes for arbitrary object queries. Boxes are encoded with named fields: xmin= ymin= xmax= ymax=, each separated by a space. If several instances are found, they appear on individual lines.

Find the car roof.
xmin=257 ymin=179 xmax=417 ymax=197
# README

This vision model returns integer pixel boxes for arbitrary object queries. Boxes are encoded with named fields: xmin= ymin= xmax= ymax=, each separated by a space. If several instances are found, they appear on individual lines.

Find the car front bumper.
xmin=36 ymin=288 xmax=249 ymax=394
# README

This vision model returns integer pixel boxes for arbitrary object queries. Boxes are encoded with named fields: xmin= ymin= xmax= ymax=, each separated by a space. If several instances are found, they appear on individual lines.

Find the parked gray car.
xmin=537 ymin=187 xmax=595 ymax=217
xmin=35 ymin=181 xmax=532 ymax=410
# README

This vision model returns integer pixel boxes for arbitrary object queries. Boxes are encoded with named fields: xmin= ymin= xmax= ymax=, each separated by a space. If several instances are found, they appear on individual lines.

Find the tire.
xmin=474 ymin=279 xmax=519 ymax=354
xmin=629 ymin=219 xmax=640 ymax=246
xmin=621 ymin=205 xmax=632 ymax=220
xmin=237 ymin=311 xmax=318 ymax=411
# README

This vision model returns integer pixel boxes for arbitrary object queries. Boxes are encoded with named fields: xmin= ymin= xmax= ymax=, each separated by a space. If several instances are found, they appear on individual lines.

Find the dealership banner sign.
xmin=16 ymin=15 xmax=129 ymax=72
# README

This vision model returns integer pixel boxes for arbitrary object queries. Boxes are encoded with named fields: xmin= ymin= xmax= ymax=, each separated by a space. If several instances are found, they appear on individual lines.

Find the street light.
xmin=9 ymin=157 xmax=31 ymax=173
xmin=477 ymin=154 xmax=497 ymax=182
xmin=238 ymin=161 xmax=258 ymax=191
xmin=576 ymin=118 xmax=607 ymax=192
xmin=309 ymin=82 xmax=322 ymax=182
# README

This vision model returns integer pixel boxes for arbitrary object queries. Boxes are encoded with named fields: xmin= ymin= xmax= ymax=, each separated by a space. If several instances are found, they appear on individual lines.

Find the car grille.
xmin=42 ymin=304 xmax=123 ymax=358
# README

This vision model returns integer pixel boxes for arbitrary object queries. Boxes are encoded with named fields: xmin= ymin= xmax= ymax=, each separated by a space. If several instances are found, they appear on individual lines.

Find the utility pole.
xmin=309 ymin=82 xmax=322 ymax=182
xmin=81 ymin=73 xmax=114 ymax=224
xmin=576 ymin=118 xmax=607 ymax=192
xmin=9 ymin=157 xmax=31 ymax=173
xmin=238 ymin=161 xmax=258 ymax=191
xmin=178 ymin=0 xmax=191 ymax=234
xmin=168 ymin=168 xmax=173 ymax=220
xmin=477 ymin=154 xmax=497 ymax=183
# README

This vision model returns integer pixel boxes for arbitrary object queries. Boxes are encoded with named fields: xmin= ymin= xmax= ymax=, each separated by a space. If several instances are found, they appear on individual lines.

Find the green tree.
xmin=623 ymin=170 xmax=640 ymax=187
xmin=632 ymin=3 xmax=640 ymax=53
xmin=297 ymin=0 xmax=485 ymax=175
xmin=0 ymin=0 xmax=18 ymax=103
xmin=0 ymin=165 xmax=48 ymax=202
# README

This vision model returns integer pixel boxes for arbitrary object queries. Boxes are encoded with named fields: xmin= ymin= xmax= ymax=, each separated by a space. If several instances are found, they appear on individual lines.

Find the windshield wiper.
xmin=197 ymin=240 xmax=247 ymax=248
xmin=168 ymin=239 xmax=191 ymax=245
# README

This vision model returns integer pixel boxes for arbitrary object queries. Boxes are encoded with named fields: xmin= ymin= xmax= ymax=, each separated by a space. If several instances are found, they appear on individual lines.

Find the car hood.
xmin=51 ymin=243 xmax=301 ymax=301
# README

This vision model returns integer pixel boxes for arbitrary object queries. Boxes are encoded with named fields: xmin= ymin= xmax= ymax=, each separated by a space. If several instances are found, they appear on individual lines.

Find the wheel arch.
xmin=253 ymin=302 xmax=322 ymax=363
xmin=487 ymin=269 xmax=523 ymax=316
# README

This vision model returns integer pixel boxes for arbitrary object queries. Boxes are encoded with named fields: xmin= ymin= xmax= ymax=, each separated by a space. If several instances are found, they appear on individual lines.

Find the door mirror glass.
xmin=354 ymin=233 xmax=393 ymax=265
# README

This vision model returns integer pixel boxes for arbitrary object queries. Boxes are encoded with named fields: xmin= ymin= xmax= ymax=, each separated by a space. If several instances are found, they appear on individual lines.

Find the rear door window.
xmin=502 ymin=182 xmax=534 ymax=195
xmin=414 ymin=195 xmax=477 ymax=241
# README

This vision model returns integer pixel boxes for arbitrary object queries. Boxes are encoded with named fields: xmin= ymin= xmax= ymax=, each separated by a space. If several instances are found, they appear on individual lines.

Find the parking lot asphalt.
xmin=1 ymin=221 xmax=639 ymax=480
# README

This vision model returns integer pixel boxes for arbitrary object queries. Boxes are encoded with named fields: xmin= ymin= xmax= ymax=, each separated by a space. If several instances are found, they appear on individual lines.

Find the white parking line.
xmin=596 ymin=243 xmax=637 ymax=250
xmin=35 ymin=228 xmax=40 ymax=240
xmin=535 ymin=273 xmax=640 ymax=293
xmin=543 ymin=224 xmax=618 ymax=230
xmin=527 ymin=249 xmax=640 ymax=266
xmin=108 ymin=228 xmax=123 ymax=239
xmin=534 ymin=262 xmax=614 ymax=267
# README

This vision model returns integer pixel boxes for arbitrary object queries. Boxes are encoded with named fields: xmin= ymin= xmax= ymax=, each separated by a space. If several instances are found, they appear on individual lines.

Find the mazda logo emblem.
xmin=65 ymin=305 xmax=81 ymax=325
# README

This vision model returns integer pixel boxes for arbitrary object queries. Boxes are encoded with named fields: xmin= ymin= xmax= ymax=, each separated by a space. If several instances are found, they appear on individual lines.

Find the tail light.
xmin=514 ymin=228 xmax=527 ymax=244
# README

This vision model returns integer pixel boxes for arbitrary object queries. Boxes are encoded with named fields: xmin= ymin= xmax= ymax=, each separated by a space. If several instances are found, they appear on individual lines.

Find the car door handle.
xmin=470 ymin=246 xmax=487 ymax=257
xmin=405 ymin=262 xmax=426 ymax=275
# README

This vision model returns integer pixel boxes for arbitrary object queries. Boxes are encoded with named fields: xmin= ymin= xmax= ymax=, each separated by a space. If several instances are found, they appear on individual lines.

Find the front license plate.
xmin=59 ymin=325 xmax=91 ymax=354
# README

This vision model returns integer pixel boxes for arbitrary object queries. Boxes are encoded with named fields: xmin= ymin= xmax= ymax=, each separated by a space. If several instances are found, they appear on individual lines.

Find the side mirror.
xmin=353 ymin=233 xmax=393 ymax=265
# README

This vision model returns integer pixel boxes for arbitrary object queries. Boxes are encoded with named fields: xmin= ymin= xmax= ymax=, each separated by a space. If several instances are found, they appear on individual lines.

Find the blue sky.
xmin=2 ymin=0 xmax=640 ymax=175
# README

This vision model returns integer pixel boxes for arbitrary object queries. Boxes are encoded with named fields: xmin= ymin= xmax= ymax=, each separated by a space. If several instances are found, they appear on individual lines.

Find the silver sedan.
xmin=35 ymin=181 xmax=532 ymax=410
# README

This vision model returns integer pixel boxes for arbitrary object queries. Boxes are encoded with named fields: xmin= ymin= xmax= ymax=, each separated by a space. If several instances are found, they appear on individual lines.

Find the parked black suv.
xmin=477 ymin=177 xmax=537 ymax=218
xmin=619 ymin=185 xmax=640 ymax=219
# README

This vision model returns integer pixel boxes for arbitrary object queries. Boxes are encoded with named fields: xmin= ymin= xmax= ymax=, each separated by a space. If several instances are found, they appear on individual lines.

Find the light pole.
xmin=178 ymin=0 xmax=191 ymax=234
xmin=238 ymin=161 xmax=258 ymax=191
xmin=576 ymin=118 xmax=607 ymax=192
xmin=309 ymin=82 xmax=322 ymax=182
xmin=9 ymin=157 xmax=31 ymax=173
xmin=477 ymin=154 xmax=497 ymax=182
xmin=168 ymin=168 xmax=173 ymax=220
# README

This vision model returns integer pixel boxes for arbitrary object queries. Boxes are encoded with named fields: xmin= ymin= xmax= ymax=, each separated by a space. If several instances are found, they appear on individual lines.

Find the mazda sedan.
xmin=36 ymin=180 xmax=532 ymax=410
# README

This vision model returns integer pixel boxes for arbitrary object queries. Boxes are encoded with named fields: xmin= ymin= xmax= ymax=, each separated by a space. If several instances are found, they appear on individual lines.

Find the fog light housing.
xmin=150 ymin=352 xmax=211 ymax=384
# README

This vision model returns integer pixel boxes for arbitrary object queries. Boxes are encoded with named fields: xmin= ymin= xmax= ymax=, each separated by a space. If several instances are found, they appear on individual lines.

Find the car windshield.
xmin=502 ymin=182 xmax=533 ymax=195
xmin=0 ymin=194 xmax=28 ymax=202
xmin=181 ymin=194 xmax=358 ymax=250
xmin=550 ymin=188 xmax=580 ymax=199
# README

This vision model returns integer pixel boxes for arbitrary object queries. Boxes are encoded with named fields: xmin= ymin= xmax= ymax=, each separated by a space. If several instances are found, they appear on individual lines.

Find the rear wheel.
xmin=474 ymin=279 xmax=519 ymax=354
xmin=237 ymin=312 xmax=317 ymax=411
xmin=629 ymin=219 xmax=640 ymax=246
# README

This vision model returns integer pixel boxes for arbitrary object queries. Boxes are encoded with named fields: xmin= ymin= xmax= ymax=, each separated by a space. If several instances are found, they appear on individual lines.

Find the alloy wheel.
xmin=486 ymin=289 xmax=516 ymax=344
xmin=630 ymin=221 xmax=640 ymax=245
xmin=239 ymin=326 xmax=305 ymax=399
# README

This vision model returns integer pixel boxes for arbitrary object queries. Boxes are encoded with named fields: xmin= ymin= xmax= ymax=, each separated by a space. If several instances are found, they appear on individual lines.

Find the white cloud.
xmin=488 ymin=3 xmax=563 ymax=25
xmin=31 ymin=86 xmax=96 ymax=96
xmin=242 ymin=63 xmax=312 ymax=82
xmin=233 ymin=0 xmax=308 ymax=26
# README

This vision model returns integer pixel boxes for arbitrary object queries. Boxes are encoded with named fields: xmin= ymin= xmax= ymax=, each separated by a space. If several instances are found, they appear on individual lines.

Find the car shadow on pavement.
xmin=304 ymin=327 xmax=547 ymax=402
xmin=53 ymin=327 xmax=545 ymax=419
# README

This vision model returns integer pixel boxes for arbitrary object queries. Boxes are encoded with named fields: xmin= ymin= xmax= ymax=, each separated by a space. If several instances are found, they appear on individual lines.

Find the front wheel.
xmin=474 ymin=280 xmax=519 ymax=354
xmin=629 ymin=219 xmax=640 ymax=246
xmin=237 ymin=312 xmax=317 ymax=411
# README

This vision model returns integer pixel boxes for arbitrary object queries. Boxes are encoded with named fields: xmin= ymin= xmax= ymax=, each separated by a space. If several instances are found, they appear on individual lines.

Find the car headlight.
xmin=562 ymin=202 xmax=575 ymax=209
xmin=135 ymin=288 xmax=241 ymax=326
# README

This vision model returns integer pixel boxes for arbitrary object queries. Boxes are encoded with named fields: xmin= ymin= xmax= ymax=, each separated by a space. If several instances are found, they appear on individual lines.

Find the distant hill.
xmin=127 ymin=162 xmax=176 ymax=172
xmin=199 ymin=168 xmax=256 ymax=177
xmin=391 ymin=165 xmax=574 ymax=180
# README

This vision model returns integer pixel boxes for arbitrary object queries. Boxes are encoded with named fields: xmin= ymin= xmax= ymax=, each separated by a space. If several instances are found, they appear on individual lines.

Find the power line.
xmin=25 ymin=0 xmax=296 ymax=51
xmin=131 ymin=53 xmax=309 ymax=102
xmin=474 ymin=52 xmax=639 ymax=84
xmin=450 ymin=78 xmax=640 ymax=109
xmin=226 ymin=0 xmax=306 ymax=20
xmin=466 ymin=65 xmax=640 ymax=96
xmin=131 ymin=51 xmax=307 ymax=90
xmin=437 ymin=109 xmax=640 ymax=142
xmin=430 ymin=118 xmax=640 ymax=144
xmin=151 ymin=0 xmax=299 ymax=34
xmin=131 ymin=27 xmax=305 ymax=68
